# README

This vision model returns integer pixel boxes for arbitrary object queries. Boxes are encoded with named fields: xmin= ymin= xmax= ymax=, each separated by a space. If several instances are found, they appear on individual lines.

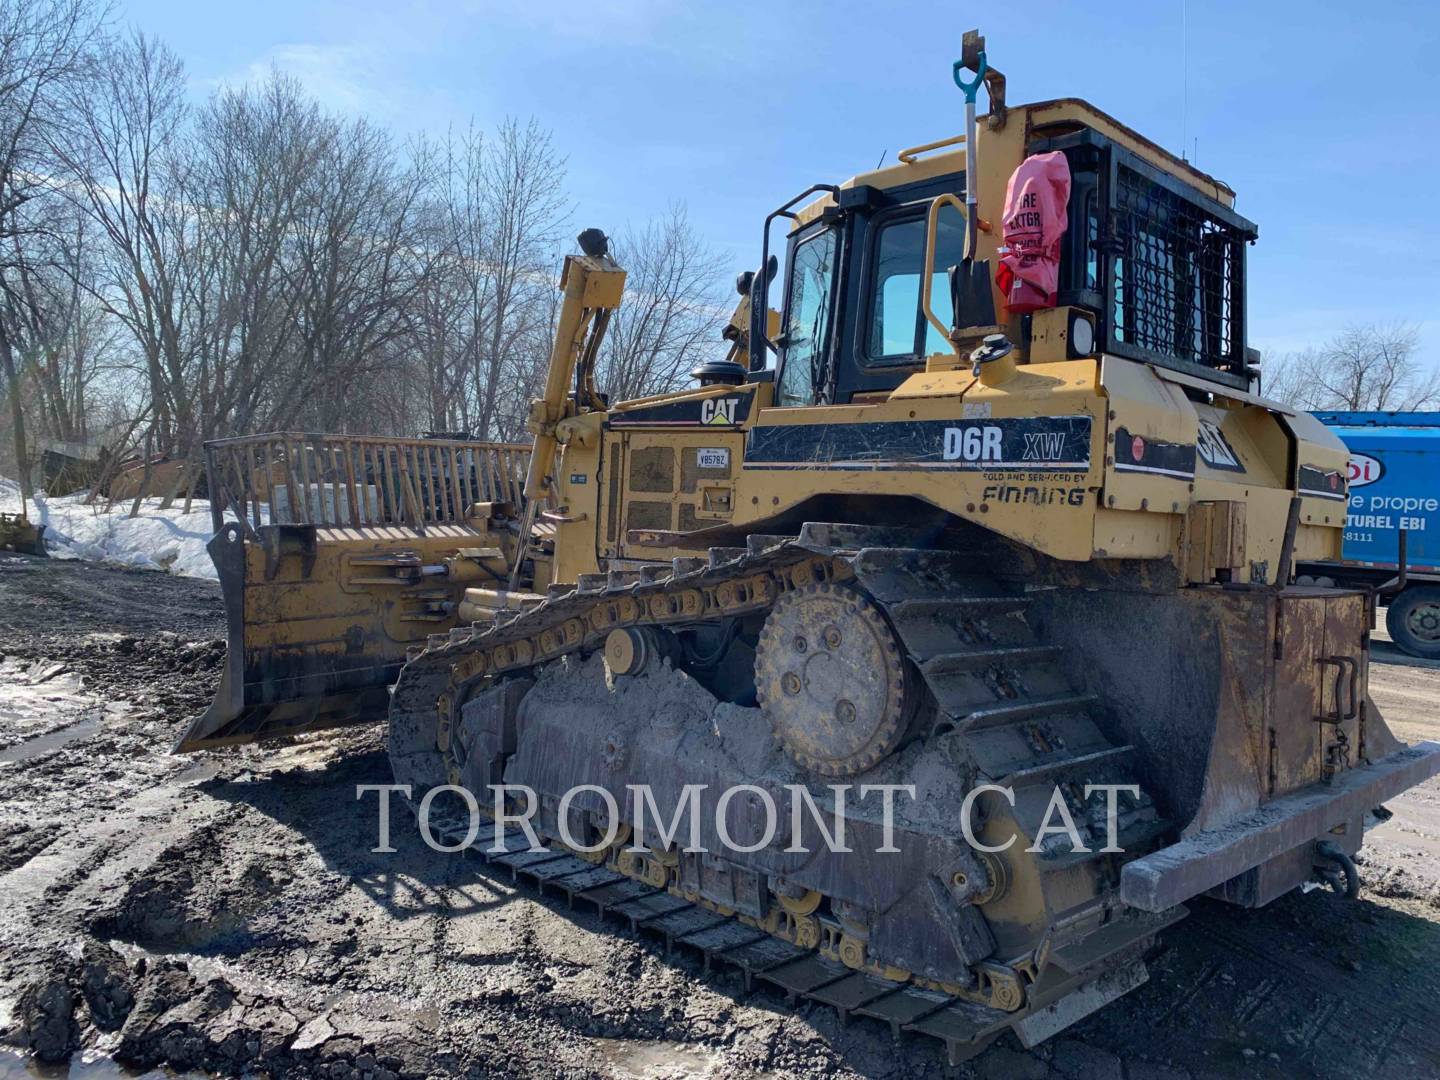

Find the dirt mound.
xmin=7 ymin=941 xmax=137 ymax=1060
xmin=89 ymin=828 xmax=272 ymax=953
xmin=10 ymin=953 xmax=81 ymax=1062
xmin=11 ymin=947 xmax=437 ymax=1078
xmin=116 ymin=961 xmax=335 ymax=1076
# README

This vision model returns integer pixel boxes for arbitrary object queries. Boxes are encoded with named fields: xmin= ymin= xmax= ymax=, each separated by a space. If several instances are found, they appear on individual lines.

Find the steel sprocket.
xmin=755 ymin=581 xmax=909 ymax=775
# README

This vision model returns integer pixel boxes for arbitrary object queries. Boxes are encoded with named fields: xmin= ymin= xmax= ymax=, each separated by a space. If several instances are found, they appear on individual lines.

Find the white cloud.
xmin=254 ymin=43 xmax=378 ymax=112
xmin=204 ymin=42 xmax=382 ymax=114
xmin=203 ymin=38 xmax=462 ymax=131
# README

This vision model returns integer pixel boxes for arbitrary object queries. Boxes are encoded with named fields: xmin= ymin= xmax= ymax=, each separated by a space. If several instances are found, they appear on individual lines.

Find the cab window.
xmin=867 ymin=205 xmax=966 ymax=361
xmin=776 ymin=228 xmax=838 ymax=407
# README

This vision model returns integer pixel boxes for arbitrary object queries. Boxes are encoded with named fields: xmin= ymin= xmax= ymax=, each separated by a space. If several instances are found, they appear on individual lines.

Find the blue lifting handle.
xmin=952 ymin=51 xmax=988 ymax=103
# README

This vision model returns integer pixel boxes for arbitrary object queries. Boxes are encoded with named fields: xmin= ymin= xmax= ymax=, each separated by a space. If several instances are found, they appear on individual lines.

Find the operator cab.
xmin=748 ymin=97 xmax=1258 ymax=406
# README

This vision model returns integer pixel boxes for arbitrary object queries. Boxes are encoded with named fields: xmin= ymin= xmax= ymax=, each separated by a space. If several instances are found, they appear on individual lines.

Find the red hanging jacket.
xmin=995 ymin=151 xmax=1071 ymax=314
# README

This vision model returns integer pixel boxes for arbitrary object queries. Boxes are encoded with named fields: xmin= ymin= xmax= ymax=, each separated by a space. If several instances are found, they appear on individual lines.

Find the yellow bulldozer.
xmin=179 ymin=33 xmax=1440 ymax=1063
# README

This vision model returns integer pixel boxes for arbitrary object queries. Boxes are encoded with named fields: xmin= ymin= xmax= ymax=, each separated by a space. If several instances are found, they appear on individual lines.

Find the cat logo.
xmin=1195 ymin=418 xmax=1245 ymax=473
xmin=700 ymin=397 xmax=740 ymax=426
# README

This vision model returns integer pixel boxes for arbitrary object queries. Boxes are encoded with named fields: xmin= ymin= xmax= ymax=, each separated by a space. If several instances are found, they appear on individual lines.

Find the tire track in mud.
xmin=1176 ymin=915 xmax=1440 ymax=1073
xmin=0 ymin=786 xmax=218 ymax=924
xmin=1065 ymin=881 xmax=1440 ymax=1079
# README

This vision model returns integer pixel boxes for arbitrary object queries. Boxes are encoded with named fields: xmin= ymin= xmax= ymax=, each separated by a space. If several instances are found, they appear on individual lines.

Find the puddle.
xmin=0 ymin=715 xmax=101 ymax=765
xmin=169 ymin=762 xmax=219 ymax=786
xmin=0 ymin=1048 xmax=196 ymax=1079
xmin=589 ymin=1037 xmax=724 ymax=1079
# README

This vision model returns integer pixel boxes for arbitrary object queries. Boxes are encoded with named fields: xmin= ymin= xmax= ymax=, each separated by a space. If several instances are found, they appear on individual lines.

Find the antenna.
xmin=1181 ymin=0 xmax=1189 ymax=160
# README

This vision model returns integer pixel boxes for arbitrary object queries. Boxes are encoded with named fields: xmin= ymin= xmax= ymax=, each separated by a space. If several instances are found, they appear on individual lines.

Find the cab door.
xmin=773 ymin=225 xmax=840 ymax=408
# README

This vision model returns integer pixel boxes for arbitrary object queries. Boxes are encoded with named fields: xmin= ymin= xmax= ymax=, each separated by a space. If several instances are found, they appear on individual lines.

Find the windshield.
xmin=775 ymin=228 xmax=838 ymax=407
xmin=868 ymin=205 xmax=966 ymax=360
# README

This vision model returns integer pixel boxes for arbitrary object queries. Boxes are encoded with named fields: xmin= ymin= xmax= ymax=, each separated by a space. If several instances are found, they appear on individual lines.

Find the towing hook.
xmin=1314 ymin=840 xmax=1362 ymax=900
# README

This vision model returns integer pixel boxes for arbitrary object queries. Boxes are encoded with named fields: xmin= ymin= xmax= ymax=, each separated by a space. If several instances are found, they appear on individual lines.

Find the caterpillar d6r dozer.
xmin=181 ymin=33 xmax=1440 ymax=1062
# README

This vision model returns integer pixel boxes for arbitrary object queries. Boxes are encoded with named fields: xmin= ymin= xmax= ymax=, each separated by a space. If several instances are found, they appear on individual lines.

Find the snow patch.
xmin=0 ymin=478 xmax=253 ymax=581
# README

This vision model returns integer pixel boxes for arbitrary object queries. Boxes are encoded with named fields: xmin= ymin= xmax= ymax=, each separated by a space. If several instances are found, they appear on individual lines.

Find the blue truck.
xmin=1298 ymin=411 xmax=1440 ymax=657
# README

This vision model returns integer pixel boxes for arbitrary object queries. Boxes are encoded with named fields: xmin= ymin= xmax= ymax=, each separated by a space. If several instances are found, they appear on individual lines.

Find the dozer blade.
xmin=177 ymin=523 xmax=403 ymax=751
xmin=178 ymin=431 xmax=530 ymax=752
xmin=1033 ymin=582 xmax=1440 ymax=908
xmin=176 ymin=518 xmax=496 ymax=752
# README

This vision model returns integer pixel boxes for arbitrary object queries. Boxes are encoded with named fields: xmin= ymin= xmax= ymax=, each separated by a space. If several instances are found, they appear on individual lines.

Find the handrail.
xmin=750 ymin=183 xmax=840 ymax=370
xmin=204 ymin=431 xmax=529 ymax=451
xmin=896 ymin=133 xmax=967 ymax=164
xmin=919 ymin=193 xmax=968 ymax=355
xmin=203 ymin=432 xmax=534 ymax=535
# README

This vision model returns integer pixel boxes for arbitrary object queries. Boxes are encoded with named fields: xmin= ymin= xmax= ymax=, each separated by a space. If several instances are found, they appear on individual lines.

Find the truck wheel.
xmin=1386 ymin=586 xmax=1440 ymax=659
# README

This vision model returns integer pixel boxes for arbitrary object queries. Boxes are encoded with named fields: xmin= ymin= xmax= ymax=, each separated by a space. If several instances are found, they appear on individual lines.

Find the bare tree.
xmin=0 ymin=0 xmax=104 ymax=500
xmin=408 ymin=141 xmax=468 ymax=434
xmin=1264 ymin=322 xmax=1440 ymax=411
xmin=468 ymin=120 xmax=567 ymax=439
xmin=8 ymin=210 xmax=117 ymax=446
xmin=404 ymin=119 xmax=568 ymax=440
xmin=282 ymin=116 xmax=439 ymax=431
xmin=597 ymin=204 xmax=728 ymax=402
xmin=50 ymin=29 xmax=193 ymax=465
xmin=3 ymin=8 xmax=734 ymax=497
xmin=187 ymin=72 xmax=326 ymax=438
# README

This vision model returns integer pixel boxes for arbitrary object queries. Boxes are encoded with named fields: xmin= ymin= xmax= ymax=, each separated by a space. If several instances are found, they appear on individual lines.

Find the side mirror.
xmin=747 ymin=255 xmax=779 ymax=371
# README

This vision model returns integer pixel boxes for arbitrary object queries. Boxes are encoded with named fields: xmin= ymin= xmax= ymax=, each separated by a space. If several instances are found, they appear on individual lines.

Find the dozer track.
xmin=388 ymin=522 xmax=1181 ymax=1063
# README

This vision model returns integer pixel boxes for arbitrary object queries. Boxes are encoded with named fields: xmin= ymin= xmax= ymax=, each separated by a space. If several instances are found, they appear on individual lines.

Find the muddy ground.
xmin=1 ymin=552 xmax=1439 ymax=1079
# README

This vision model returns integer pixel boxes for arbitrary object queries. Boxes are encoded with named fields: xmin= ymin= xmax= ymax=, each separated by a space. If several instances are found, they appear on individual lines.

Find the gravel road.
xmin=1 ymin=552 xmax=1438 ymax=1079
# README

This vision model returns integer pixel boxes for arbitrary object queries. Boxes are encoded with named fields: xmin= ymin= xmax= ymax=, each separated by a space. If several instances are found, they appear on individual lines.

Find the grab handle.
xmin=952 ymin=51 xmax=988 ymax=102
xmin=920 ymin=193 xmax=968 ymax=352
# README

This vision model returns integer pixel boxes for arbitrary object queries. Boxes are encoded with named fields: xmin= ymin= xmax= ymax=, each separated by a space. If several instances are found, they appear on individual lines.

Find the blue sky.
xmin=118 ymin=0 xmax=1440 ymax=370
